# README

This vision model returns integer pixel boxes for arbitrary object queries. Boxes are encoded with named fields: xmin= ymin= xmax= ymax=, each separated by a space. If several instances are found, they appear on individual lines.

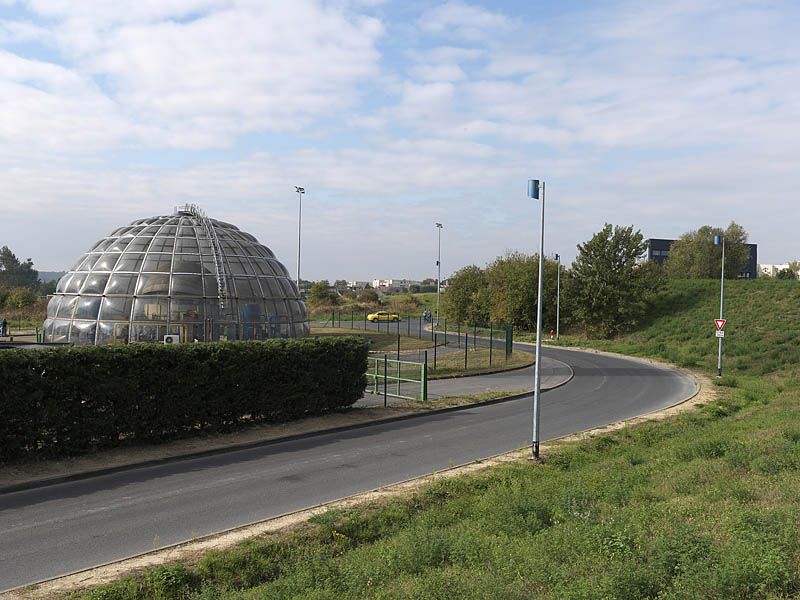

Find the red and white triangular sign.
xmin=715 ymin=319 xmax=727 ymax=331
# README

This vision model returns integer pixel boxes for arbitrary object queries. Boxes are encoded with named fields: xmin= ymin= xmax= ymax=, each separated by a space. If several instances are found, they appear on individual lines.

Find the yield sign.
xmin=715 ymin=319 xmax=727 ymax=331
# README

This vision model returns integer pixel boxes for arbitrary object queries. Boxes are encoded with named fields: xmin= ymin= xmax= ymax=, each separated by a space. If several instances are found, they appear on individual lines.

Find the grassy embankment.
xmin=72 ymin=279 xmax=800 ymax=599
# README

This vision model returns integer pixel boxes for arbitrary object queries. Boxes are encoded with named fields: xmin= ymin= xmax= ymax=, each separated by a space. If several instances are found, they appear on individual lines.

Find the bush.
xmin=357 ymin=289 xmax=379 ymax=304
xmin=4 ymin=286 xmax=38 ymax=309
xmin=0 ymin=337 xmax=368 ymax=461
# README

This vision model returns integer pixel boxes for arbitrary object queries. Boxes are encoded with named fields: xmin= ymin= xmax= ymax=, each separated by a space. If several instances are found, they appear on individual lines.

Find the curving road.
xmin=0 ymin=347 xmax=696 ymax=591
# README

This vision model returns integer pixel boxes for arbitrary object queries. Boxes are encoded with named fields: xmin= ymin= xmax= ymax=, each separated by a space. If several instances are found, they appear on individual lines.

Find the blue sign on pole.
xmin=528 ymin=179 xmax=540 ymax=199
xmin=714 ymin=235 xmax=722 ymax=246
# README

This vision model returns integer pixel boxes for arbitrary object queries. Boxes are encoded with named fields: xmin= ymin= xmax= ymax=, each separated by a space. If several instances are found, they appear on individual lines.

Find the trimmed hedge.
xmin=0 ymin=337 xmax=368 ymax=461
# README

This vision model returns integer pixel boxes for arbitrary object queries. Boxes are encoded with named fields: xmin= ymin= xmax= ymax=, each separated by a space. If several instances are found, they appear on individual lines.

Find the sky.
xmin=0 ymin=0 xmax=798 ymax=280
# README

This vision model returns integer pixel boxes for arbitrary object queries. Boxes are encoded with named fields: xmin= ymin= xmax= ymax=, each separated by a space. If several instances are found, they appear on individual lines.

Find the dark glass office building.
xmin=646 ymin=238 xmax=758 ymax=279
xmin=43 ymin=205 xmax=308 ymax=345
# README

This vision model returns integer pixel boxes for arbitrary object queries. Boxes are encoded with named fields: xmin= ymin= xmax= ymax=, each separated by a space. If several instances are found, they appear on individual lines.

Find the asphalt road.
xmin=0 ymin=347 xmax=697 ymax=591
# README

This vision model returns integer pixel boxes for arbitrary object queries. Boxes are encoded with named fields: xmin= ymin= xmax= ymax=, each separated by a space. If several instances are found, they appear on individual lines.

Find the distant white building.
xmin=347 ymin=280 xmax=370 ymax=291
xmin=759 ymin=263 xmax=799 ymax=277
xmin=371 ymin=278 xmax=422 ymax=292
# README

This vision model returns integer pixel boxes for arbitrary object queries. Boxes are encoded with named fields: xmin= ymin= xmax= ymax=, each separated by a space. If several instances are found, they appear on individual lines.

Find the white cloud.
xmin=419 ymin=1 xmax=512 ymax=40
xmin=2 ymin=1 xmax=384 ymax=150
xmin=0 ymin=18 xmax=48 ymax=43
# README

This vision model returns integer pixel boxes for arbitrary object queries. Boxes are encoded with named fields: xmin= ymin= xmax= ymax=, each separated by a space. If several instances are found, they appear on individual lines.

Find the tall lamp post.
xmin=715 ymin=235 xmax=725 ymax=377
xmin=555 ymin=253 xmax=561 ymax=340
xmin=436 ymin=222 xmax=443 ymax=325
xmin=528 ymin=178 xmax=545 ymax=459
xmin=295 ymin=186 xmax=305 ymax=290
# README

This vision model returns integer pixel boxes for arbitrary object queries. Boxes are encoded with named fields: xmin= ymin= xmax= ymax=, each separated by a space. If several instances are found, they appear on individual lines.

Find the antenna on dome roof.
xmin=176 ymin=204 xmax=228 ymax=309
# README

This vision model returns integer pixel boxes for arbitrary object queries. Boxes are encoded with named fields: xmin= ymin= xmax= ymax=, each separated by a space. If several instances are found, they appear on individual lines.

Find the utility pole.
xmin=529 ymin=179 xmax=545 ymax=460
xmin=295 ymin=186 xmax=305 ymax=289
xmin=436 ymin=222 xmax=443 ymax=326
xmin=555 ymin=253 xmax=561 ymax=340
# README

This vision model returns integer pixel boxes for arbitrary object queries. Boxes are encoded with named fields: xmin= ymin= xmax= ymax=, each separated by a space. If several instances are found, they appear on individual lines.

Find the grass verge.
xmin=428 ymin=347 xmax=532 ymax=378
xmin=311 ymin=326 xmax=435 ymax=352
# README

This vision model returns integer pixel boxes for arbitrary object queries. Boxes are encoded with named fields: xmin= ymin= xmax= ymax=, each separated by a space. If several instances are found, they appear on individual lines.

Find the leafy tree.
xmin=308 ymin=280 xmax=338 ymax=307
xmin=421 ymin=278 xmax=436 ymax=286
xmin=442 ymin=265 xmax=488 ymax=324
xmin=38 ymin=279 xmax=57 ymax=296
xmin=442 ymin=254 xmax=564 ymax=329
xmin=333 ymin=279 xmax=348 ymax=289
xmin=5 ymin=287 xmax=39 ymax=309
xmin=776 ymin=268 xmax=797 ymax=280
xmin=664 ymin=222 xmax=750 ymax=279
xmin=484 ymin=252 xmax=560 ymax=330
xmin=409 ymin=284 xmax=421 ymax=293
xmin=0 ymin=246 xmax=39 ymax=289
xmin=569 ymin=224 xmax=664 ymax=338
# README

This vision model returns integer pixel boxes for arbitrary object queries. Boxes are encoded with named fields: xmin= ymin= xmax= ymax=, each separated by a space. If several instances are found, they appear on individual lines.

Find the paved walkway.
xmin=359 ymin=354 xmax=572 ymax=406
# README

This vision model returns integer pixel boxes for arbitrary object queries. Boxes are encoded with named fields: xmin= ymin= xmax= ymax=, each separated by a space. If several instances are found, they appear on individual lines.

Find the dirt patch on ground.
xmin=6 ymin=366 xmax=709 ymax=600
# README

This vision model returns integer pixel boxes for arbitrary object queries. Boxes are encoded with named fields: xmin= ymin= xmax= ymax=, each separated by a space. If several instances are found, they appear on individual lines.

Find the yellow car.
xmin=368 ymin=311 xmax=400 ymax=322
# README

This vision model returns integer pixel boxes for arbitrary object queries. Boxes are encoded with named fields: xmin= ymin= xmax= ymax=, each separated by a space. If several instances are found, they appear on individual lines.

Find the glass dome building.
xmin=43 ymin=205 xmax=308 ymax=345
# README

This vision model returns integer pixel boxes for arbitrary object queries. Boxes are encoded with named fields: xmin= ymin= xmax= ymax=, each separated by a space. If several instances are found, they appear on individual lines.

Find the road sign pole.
xmin=717 ymin=236 xmax=725 ymax=377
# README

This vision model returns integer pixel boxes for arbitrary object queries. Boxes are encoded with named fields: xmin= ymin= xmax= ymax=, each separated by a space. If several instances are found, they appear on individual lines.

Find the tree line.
xmin=0 ymin=246 xmax=55 ymax=311
xmin=444 ymin=221 xmax=763 ymax=338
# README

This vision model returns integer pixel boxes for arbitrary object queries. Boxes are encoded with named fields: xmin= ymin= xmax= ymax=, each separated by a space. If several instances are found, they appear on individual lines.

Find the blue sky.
xmin=1 ymin=0 xmax=798 ymax=279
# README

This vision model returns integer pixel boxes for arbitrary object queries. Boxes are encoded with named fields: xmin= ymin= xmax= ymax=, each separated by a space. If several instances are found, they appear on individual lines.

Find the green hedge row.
xmin=0 ymin=337 xmax=368 ymax=461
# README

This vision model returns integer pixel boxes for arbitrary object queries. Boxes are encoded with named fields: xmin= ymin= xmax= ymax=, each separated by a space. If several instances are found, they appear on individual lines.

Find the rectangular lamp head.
xmin=528 ymin=179 xmax=540 ymax=199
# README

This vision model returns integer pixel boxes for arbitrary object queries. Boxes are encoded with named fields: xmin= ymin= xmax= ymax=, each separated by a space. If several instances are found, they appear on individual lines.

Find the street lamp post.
xmin=295 ymin=186 xmax=305 ymax=290
xmin=528 ymin=179 xmax=545 ymax=459
xmin=436 ymin=223 xmax=443 ymax=326
xmin=555 ymin=253 xmax=561 ymax=340
xmin=715 ymin=235 xmax=725 ymax=377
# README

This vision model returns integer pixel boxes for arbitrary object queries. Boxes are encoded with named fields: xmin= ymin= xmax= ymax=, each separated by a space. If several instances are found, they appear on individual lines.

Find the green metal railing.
xmin=367 ymin=353 xmax=428 ymax=405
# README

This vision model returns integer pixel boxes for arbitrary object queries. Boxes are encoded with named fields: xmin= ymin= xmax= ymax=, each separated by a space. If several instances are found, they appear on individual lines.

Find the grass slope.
xmin=554 ymin=279 xmax=800 ymax=376
xmin=72 ymin=280 xmax=800 ymax=600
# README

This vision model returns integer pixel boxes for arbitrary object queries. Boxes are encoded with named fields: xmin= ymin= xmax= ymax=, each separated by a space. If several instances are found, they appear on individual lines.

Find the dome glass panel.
xmin=44 ymin=206 xmax=309 ymax=344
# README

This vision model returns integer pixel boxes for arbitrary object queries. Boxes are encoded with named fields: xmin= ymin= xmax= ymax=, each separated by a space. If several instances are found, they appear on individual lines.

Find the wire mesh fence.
xmin=313 ymin=311 xmax=522 ymax=379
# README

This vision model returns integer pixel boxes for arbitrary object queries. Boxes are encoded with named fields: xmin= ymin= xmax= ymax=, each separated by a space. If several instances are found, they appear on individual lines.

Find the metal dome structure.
xmin=43 ymin=205 xmax=308 ymax=345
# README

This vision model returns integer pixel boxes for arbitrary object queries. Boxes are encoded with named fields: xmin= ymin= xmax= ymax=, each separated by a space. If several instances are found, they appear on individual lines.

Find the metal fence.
xmin=317 ymin=311 xmax=516 ymax=371
xmin=366 ymin=353 xmax=428 ymax=405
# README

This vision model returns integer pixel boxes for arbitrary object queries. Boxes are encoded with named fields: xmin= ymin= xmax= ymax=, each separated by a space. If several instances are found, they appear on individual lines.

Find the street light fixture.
xmin=714 ymin=235 xmax=725 ymax=377
xmin=436 ymin=223 xmax=443 ymax=326
xmin=528 ymin=178 xmax=545 ymax=459
xmin=295 ymin=186 xmax=305 ymax=290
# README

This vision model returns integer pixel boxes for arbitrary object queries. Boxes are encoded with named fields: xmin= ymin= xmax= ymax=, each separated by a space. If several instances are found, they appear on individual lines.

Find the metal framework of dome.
xmin=43 ymin=205 xmax=309 ymax=345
